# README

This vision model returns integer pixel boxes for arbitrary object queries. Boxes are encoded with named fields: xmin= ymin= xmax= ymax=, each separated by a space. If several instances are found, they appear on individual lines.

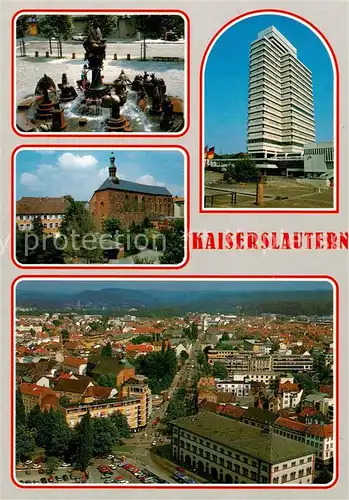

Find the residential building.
xmin=271 ymin=353 xmax=313 ymax=372
xmin=172 ymin=411 xmax=315 ymax=484
xmin=207 ymin=351 xmax=272 ymax=374
xmin=59 ymin=396 xmax=145 ymax=431
xmin=20 ymin=382 xmax=58 ymax=413
xmin=54 ymin=377 xmax=94 ymax=402
xmin=243 ymin=339 xmax=273 ymax=354
xmin=215 ymin=379 xmax=251 ymax=397
xmin=61 ymin=356 xmax=87 ymax=376
xmin=16 ymin=196 xmax=70 ymax=235
xmin=173 ymin=196 xmax=185 ymax=218
xmin=248 ymin=26 xmax=316 ymax=165
xmin=87 ymin=353 xmax=135 ymax=386
xmin=277 ymin=378 xmax=303 ymax=409
xmin=119 ymin=377 xmax=152 ymax=426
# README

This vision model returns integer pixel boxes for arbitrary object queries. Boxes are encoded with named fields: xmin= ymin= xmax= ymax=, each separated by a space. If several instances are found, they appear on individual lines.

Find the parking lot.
xmin=15 ymin=455 xmax=169 ymax=486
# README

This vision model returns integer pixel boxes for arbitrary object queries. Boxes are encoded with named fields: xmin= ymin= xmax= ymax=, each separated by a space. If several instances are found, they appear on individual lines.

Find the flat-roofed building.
xmin=272 ymin=353 xmax=313 ymax=372
xmin=171 ymin=411 xmax=315 ymax=484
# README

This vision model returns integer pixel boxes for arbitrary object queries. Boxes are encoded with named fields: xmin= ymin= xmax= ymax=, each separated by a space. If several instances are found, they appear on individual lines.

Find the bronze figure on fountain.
xmin=58 ymin=73 xmax=78 ymax=102
xmin=82 ymin=24 xmax=109 ymax=99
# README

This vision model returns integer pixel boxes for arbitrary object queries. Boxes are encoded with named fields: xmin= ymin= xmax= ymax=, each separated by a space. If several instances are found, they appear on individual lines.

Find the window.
xmin=291 ymin=461 xmax=296 ymax=467
xmin=283 ymin=464 xmax=287 ymax=470
xmin=290 ymin=472 xmax=296 ymax=480
xmin=226 ymin=461 xmax=232 ymax=470
xmin=252 ymin=461 xmax=257 ymax=467
xmin=235 ymin=465 xmax=240 ymax=473
xmin=306 ymin=467 xmax=312 ymax=475
xmin=298 ymin=469 xmax=304 ymax=478
xmin=243 ymin=458 xmax=248 ymax=464
xmin=235 ymin=454 xmax=240 ymax=461
xmin=308 ymin=457 xmax=312 ymax=462
xmin=273 ymin=477 xmax=279 ymax=484
xmin=251 ymin=472 xmax=257 ymax=481
xmin=281 ymin=474 xmax=287 ymax=483
xmin=242 ymin=467 xmax=248 ymax=476
xmin=274 ymin=466 xmax=279 ymax=472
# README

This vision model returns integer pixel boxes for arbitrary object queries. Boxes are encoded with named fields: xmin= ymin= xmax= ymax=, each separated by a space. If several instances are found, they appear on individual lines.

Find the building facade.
xmin=172 ymin=411 xmax=315 ymax=484
xmin=272 ymin=353 xmax=313 ymax=372
xmin=16 ymin=196 xmax=70 ymax=235
xmin=89 ymin=153 xmax=174 ymax=230
xmin=248 ymin=26 xmax=316 ymax=164
xmin=303 ymin=141 xmax=334 ymax=178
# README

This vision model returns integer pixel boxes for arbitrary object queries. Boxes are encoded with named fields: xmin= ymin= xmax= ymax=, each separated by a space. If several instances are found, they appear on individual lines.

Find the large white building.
xmin=248 ymin=26 xmax=316 ymax=164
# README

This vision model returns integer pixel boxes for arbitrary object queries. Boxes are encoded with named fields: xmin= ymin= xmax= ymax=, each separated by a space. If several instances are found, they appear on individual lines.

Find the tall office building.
xmin=247 ymin=26 xmax=316 ymax=162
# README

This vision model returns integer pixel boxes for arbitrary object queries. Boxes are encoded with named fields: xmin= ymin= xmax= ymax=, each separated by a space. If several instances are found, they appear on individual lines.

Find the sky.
xmin=17 ymin=280 xmax=333 ymax=294
xmin=205 ymin=14 xmax=334 ymax=153
xmin=16 ymin=149 xmax=185 ymax=201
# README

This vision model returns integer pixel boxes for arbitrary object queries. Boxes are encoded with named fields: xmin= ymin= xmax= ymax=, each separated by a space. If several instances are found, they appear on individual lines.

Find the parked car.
xmin=151 ymin=440 xmax=157 ymax=446
xmin=119 ymin=480 xmax=130 ymax=484
xmin=48 ymin=476 xmax=54 ymax=483
xmin=109 ymin=464 xmax=117 ymax=470
xmin=55 ymin=475 xmax=63 ymax=482
xmin=104 ymin=477 xmax=114 ymax=483
xmin=62 ymin=474 xmax=69 ymax=482
xmin=40 ymin=478 xmax=47 ymax=483
xmin=33 ymin=463 xmax=41 ymax=469
xmin=72 ymin=33 xmax=84 ymax=41
xmin=25 ymin=460 xmax=33 ymax=465
xmin=107 ymin=454 xmax=115 ymax=460
xmin=61 ymin=463 xmax=71 ymax=467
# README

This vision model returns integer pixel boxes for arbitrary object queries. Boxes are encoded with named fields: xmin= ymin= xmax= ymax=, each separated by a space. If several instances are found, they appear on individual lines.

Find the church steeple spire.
xmin=108 ymin=152 xmax=119 ymax=183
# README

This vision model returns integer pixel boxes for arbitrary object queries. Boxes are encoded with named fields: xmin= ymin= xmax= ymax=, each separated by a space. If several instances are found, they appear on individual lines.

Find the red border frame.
xmin=199 ymin=9 xmax=340 ymax=214
xmin=11 ymin=9 xmax=190 ymax=138
xmin=10 ymin=274 xmax=339 ymax=490
xmin=11 ymin=144 xmax=190 ymax=270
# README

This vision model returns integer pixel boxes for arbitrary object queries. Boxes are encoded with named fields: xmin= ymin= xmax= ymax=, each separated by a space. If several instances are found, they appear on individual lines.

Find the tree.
xmin=212 ymin=361 xmax=228 ymax=380
xmin=52 ymin=319 xmax=60 ymax=327
xmin=16 ymin=424 xmax=35 ymax=463
xmin=160 ymin=219 xmax=185 ymax=265
xmin=136 ymin=348 xmax=178 ymax=394
xmin=109 ymin=411 xmax=131 ymax=438
xmin=16 ymin=15 xmax=30 ymax=56
xmin=16 ymin=390 xmax=26 ymax=427
xmin=59 ymin=395 xmax=71 ymax=407
xmin=38 ymin=15 xmax=73 ymax=58
xmin=221 ymin=332 xmax=230 ymax=341
xmin=45 ymin=456 xmax=61 ymax=475
xmin=61 ymin=329 xmax=69 ymax=341
xmin=139 ymin=15 xmax=184 ymax=39
xmin=34 ymin=408 xmax=72 ymax=457
xmin=92 ymin=418 xmax=120 ymax=456
xmin=74 ymin=411 xmax=94 ymax=471
xmin=103 ymin=216 xmax=121 ymax=237
xmin=196 ymin=351 xmax=206 ymax=367
xmin=130 ymin=335 xmax=153 ymax=345
xmin=180 ymin=350 xmax=189 ymax=363
xmin=84 ymin=15 xmax=119 ymax=38
xmin=223 ymin=158 xmax=259 ymax=184
xmin=16 ymin=219 xmax=65 ymax=265
xmin=60 ymin=198 xmax=104 ymax=264
xmin=314 ymin=466 xmax=332 ymax=484
xmin=101 ymin=342 xmax=113 ymax=357
xmin=97 ymin=373 xmax=115 ymax=387
xmin=27 ymin=404 xmax=41 ymax=430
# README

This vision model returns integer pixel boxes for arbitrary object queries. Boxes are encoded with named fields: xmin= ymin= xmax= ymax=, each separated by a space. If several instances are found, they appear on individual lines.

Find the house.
xmin=61 ymin=356 xmax=87 ymax=375
xmin=87 ymin=354 xmax=135 ymax=386
xmin=54 ymin=376 xmax=94 ymax=402
xmin=20 ymin=382 xmax=58 ymax=413
xmin=16 ymin=196 xmax=70 ymax=235
xmin=277 ymin=379 xmax=303 ymax=409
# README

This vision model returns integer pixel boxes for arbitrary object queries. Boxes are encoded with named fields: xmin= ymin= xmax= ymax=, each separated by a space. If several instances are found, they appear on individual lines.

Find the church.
xmin=90 ymin=152 xmax=174 ymax=230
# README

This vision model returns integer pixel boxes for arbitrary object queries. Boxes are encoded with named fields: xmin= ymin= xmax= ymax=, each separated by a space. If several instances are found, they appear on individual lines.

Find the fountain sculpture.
xmin=16 ymin=25 xmax=184 ymax=133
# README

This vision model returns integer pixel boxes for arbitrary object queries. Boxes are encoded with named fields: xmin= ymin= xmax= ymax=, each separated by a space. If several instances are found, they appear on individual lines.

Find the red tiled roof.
xmin=16 ymin=196 xmax=70 ymax=215
xmin=278 ymin=381 xmax=300 ymax=393
xmin=275 ymin=417 xmax=308 ymax=433
xmin=219 ymin=404 xmax=246 ymax=419
xmin=62 ymin=356 xmax=87 ymax=367
xmin=299 ymin=407 xmax=318 ymax=417
xmin=305 ymin=423 xmax=333 ymax=438
xmin=20 ymin=382 xmax=57 ymax=399
xmin=320 ymin=385 xmax=333 ymax=397
xmin=198 ymin=377 xmax=215 ymax=387
xmin=125 ymin=344 xmax=153 ymax=352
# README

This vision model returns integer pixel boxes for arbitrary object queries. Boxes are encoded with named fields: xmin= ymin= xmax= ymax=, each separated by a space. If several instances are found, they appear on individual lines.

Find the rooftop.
xmin=172 ymin=412 xmax=314 ymax=464
xmin=94 ymin=178 xmax=172 ymax=197
xmin=16 ymin=196 xmax=70 ymax=215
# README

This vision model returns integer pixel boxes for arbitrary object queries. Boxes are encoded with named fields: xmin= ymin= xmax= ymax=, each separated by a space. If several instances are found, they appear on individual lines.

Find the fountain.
xmin=15 ymin=25 xmax=184 ymax=133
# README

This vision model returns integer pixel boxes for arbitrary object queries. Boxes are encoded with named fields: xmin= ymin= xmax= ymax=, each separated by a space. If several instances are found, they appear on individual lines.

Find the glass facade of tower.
xmin=247 ymin=26 xmax=316 ymax=158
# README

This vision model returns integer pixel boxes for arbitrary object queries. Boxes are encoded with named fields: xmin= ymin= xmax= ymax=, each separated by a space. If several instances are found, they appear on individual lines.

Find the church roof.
xmin=95 ymin=178 xmax=172 ymax=197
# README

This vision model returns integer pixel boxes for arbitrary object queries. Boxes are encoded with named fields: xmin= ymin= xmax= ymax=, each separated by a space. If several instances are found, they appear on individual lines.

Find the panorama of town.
xmin=15 ymin=283 xmax=335 ymax=487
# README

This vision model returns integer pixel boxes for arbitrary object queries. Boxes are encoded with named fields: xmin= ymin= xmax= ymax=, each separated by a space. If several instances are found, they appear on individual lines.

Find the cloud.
xmin=20 ymin=172 xmax=44 ymax=191
xmin=136 ymin=174 xmax=165 ymax=187
xmin=57 ymin=152 xmax=98 ymax=170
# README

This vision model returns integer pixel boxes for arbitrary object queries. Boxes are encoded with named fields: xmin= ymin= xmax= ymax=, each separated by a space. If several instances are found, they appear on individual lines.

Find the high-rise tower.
xmin=247 ymin=26 xmax=316 ymax=160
